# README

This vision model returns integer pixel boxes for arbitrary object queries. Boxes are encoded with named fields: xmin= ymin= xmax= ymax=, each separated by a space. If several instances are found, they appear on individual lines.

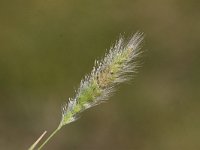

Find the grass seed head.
xmin=60 ymin=32 xmax=144 ymax=126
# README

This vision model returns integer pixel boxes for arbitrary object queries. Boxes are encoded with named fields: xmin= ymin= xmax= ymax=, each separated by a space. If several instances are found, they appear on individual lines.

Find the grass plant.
xmin=29 ymin=32 xmax=144 ymax=150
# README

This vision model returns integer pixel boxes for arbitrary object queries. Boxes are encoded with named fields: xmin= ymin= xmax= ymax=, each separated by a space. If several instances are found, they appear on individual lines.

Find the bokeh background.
xmin=0 ymin=0 xmax=200 ymax=149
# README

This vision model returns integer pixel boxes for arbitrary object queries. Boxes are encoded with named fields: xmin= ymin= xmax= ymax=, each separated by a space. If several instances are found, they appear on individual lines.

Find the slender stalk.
xmin=37 ymin=125 xmax=62 ymax=150
xmin=28 ymin=131 xmax=47 ymax=150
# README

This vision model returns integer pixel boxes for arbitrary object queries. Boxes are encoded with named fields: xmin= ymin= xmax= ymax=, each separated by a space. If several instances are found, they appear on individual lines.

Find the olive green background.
xmin=0 ymin=0 xmax=200 ymax=149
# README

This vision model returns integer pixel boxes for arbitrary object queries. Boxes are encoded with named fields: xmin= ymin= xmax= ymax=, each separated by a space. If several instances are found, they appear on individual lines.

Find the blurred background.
xmin=0 ymin=0 xmax=200 ymax=149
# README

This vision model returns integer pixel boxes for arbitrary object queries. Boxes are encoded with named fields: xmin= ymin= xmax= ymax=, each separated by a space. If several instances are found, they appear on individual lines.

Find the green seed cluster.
xmin=60 ymin=32 xmax=143 ymax=127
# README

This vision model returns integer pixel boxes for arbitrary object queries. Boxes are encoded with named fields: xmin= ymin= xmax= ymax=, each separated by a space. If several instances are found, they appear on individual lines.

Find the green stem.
xmin=37 ymin=125 xmax=62 ymax=150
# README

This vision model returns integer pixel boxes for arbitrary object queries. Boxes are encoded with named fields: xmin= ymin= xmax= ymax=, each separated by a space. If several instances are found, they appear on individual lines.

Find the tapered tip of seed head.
xmin=128 ymin=32 xmax=144 ymax=50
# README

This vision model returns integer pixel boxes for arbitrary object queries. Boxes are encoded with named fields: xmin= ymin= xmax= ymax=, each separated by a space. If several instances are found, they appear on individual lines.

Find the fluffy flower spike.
xmin=59 ymin=32 xmax=144 ymax=127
